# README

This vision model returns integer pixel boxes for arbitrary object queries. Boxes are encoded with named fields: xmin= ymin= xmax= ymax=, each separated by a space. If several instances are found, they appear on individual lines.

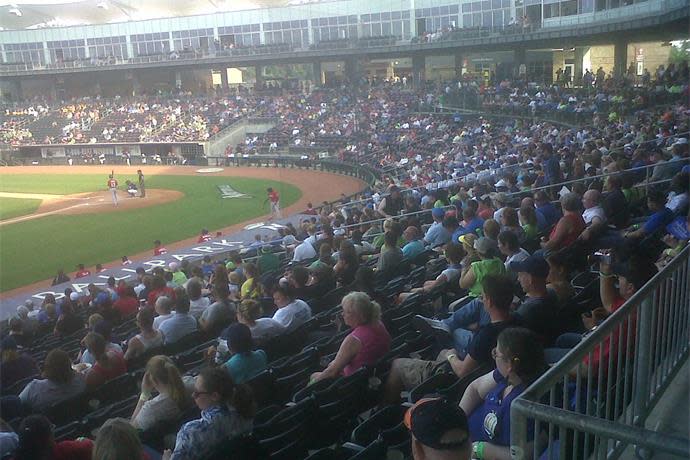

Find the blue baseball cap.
xmin=509 ymin=255 xmax=550 ymax=278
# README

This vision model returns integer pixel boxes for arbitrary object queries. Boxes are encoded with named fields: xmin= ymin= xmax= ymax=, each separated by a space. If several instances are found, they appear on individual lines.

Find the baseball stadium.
xmin=0 ymin=0 xmax=688 ymax=459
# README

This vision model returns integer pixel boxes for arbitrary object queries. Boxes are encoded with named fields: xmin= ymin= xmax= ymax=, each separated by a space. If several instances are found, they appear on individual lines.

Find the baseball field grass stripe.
xmin=0 ymin=197 xmax=42 ymax=220
xmin=0 ymin=174 xmax=300 ymax=292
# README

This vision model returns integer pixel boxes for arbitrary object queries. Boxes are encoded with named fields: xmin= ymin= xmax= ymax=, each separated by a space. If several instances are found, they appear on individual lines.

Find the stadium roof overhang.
xmin=0 ymin=0 xmax=289 ymax=30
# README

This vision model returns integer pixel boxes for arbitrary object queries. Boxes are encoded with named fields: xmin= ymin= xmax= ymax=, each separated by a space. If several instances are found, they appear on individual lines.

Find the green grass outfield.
xmin=0 ymin=197 xmax=42 ymax=220
xmin=0 ymin=174 xmax=301 ymax=292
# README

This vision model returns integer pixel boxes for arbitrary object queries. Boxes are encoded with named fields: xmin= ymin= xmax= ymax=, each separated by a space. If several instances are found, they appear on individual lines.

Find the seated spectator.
xmin=6 ymin=318 xmax=31 ymax=349
xmin=284 ymin=265 xmax=311 ymax=300
xmin=53 ymin=303 xmax=83 ymax=337
xmin=83 ymin=332 xmax=127 ymax=388
xmin=124 ymin=308 xmax=164 ymax=361
xmin=292 ymin=238 xmax=317 ymax=263
xmin=77 ymin=320 xmax=123 ymax=366
xmin=237 ymin=299 xmax=285 ymax=342
xmin=304 ymin=264 xmax=336 ymax=299
xmin=459 ymin=237 xmax=505 ymax=299
xmin=93 ymin=417 xmax=147 ymax=459
xmin=311 ymin=292 xmax=391 ymax=383
xmin=402 ymin=226 xmax=426 ymax=259
xmin=545 ymin=251 xmax=575 ymax=304
xmin=218 ymin=323 xmax=267 ymax=384
xmin=271 ymin=286 xmax=312 ymax=332
xmin=333 ymin=240 xmax=359 ymax=286
xmin=163 ymin=367 xmax=255 ymax=460
xmin=187 ymin=279 xmax=210 ymax=319
xmin=169 ymin=262 xmax=188 ymax=287
xmin=309 ymin=243 xmax=334 ymax=270
xmin=19 ymin=349 xmax=86 ymax=412
xmin=1 ymin=336 xmax=39 ymax=389
xmin=500 ymin=207 xmax=525 ymax=243
xmin=509 ymin=255 xmax=561 ymax=345
xmin=152 ymin=296 xmax=174 ymax=330
xmin=601 ymin=174 xmax=629 ymax=229
xmin=424 ymin=207 xmax=451 ymax=247
xmin=540 ymin=193 xmax=585 ymax=254
xmin=159 ymin=293 xmax=198 ymax=344
xmin=625 ymin=190 xmax=676 ymax=240
xmin=131 ymin=356 xmax=189 ymax=431
xmin=482 ymin=219 xmax=501 ymax=244
xmin=519 ymin=205 xmax=539 ymax=240
xmin=0 ymin=418 xmax=18 ymax=459
xmin=404 ymin=398 xmax=471 ymax=460
xmin=200 ymin=283 xmax=235 ymax=332
xmin=455 ymin=206 xmax=484 ymax=240
xmin=12 ymin=414 xmax=92 ymax=460
xmin=384 ymin=274 xmax=517 ymax=405
xmin=113 ymin=286 xmax=139 ymax=318
xmin=459 ymin=327 xmax=546 ymax=458
xmin=534 ymin=190 xmax=562 ymax=228
xmin=240 ymin=263 xmax=262 ymax=300
xmin=581 ymin=189 xmax=607 ymax=227
xmin=399 ymin=243 xmax=465 ymax=299
xmin=497 ymin=230 xmax=530 ymax=273
xmin=377 ymin=230 xmax=404 ymax=275
xmin=666 ymin=173 xmax=689 ymax=214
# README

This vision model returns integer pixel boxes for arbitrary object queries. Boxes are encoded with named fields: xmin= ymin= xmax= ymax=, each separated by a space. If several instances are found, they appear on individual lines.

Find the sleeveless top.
xmin=549 ymin=213 xmax=585 ymax=248
xmin=343 ymin=321 xmax=391 ymax=376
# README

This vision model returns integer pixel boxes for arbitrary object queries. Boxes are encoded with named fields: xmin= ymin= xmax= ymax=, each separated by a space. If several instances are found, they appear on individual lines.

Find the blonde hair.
xmin=145 ymin=355 xmax=188 ymax=410
xmin=238 ymin=299 xmax=261 ymax=321
xmin=92 ymin=417 xmax=142 ymax=460
xmin=342 ymin=291 xmax=381 ymax=324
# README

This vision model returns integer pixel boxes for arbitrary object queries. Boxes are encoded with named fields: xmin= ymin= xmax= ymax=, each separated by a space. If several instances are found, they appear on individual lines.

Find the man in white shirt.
xmin=498 ymin=231 xmax=530 ymax=278
xmin=582 ymin=189 xmax=607 ymax=226
xmin=292 ymin=239 xmax=317 ymax=263
xmin=271 ymin=287 xmax=312 ymax=332
xmin=152 ymin=296 xmax=175 ymax=330
xmin=159 ymin=295 xmax=198 ymax=344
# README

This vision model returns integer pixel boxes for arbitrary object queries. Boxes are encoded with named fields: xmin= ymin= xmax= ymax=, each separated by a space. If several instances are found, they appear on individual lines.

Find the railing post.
xmin=510 ymin=400 xmax=530 ymax=460
xmin=633 ymin=296 xmax=654 ymax=426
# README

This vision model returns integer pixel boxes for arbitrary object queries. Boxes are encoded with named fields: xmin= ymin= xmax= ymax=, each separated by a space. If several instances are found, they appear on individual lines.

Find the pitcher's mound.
xmin=37 ymin=189 xmax=183 ymax=215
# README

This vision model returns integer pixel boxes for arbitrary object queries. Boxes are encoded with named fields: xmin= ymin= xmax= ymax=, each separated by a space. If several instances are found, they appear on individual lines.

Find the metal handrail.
xmin=511 ymin=244 xmax=690 ymax=459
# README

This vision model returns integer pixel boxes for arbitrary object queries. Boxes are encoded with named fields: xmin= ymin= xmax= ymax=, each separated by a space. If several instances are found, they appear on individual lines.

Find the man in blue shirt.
xmin=424 ymin=207 xmax=451 ymax=247
xmin=625 ymin=190 xmax=675 ymax=240
xmin=453 ymin=207 xmax=484 ymax=242
xmin=402 ymin=226 xmax=426 ymax=259
xmin=159 ymin=294 xmax=198 ymax=344
xmin=534 ymin=191 xmax=562 ymax=228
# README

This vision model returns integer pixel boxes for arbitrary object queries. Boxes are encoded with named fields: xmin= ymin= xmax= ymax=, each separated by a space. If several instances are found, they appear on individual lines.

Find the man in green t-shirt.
xmin=414 ymin=237 xmax=506 ymax=356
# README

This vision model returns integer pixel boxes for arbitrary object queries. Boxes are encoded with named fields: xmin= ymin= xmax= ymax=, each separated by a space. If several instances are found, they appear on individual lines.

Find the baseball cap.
xmin=473 ymin=237 xmax=497 ymax=255
xmin=611 ymin=257 xmax=658 ymax=288
xmin=432 ymin=207 xmax=445 ymax=219
xmin=70 ymin=292 xmax=80 ymax=301
xmin=404 ymin=398 xmax=469 ymax=450
xmin=458 ymin=233 xmax=477 ymax=249
xmin=509 ymin=255 xmax=550 ymax=278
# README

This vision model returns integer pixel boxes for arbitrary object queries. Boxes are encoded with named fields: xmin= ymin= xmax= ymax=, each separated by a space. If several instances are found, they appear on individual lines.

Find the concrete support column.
xmin=174 ymin=71 xmax=182 ymax=89
xmin=613 ymin=39 xmax=628 ymax=77
xmin=412 ymin=54 xmax=425 ymax=86
xmin=514 ymin=47 xmax=527 ymax=78
xmin=255 ymin=65 xmax=264 ymax=89
xmin=574 ymin=47 xmax=585 ymax=86
xmin=344 ymin=57 xmax=360 ymax=84
xmin=454 ymin=52 xmax=464 ymax=78
xmin=220 ymin=68 xmax=229 ymax=89
xmin=313 ymin=61 xmax=323 ymax=85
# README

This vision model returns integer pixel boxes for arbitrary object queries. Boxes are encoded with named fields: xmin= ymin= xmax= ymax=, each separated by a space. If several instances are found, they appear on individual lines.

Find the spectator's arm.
xmin=599 ymin=261 xmax=617 ymax=313
xmin=448 ymin=352 xmax=478 ymax=378
xmin=123 ymin=336 xmax=142 ymax=361
xmin=459 ymin=265 xmax=476 ymax=289
xmin=542 ymin=218 xmax=570 ymax=251
xmin=311 ymin=334 xmax=361 ymax=382
xmin=459 ymin=370 xmax=496 ymax=416
xmin=377 ymin=198 xmax=390 ymax=217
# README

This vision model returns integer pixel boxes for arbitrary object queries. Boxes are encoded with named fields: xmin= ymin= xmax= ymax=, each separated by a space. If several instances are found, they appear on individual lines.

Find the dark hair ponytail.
xmin=199 ymin=367 xmax=256 ymax=419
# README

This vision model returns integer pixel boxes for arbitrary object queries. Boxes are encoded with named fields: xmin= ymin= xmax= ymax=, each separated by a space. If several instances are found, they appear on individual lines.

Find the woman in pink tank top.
xmin=310 ymin=292 xmax=391 ymax=383
xmin=542 ymin=193 xmax=585 ymax=253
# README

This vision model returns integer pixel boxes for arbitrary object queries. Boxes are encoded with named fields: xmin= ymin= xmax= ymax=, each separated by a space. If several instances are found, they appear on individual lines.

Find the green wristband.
xmin=474 ymin=441 xmax=485 ymax=459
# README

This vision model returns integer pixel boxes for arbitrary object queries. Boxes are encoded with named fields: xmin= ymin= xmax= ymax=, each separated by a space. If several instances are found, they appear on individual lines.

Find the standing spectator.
xmin=163 ymin=367 xmax=255 ymax=460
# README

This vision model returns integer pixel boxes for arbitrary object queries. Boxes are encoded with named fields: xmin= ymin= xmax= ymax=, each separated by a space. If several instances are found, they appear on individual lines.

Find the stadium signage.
xmin=218 ymin=184 xmax=250 ymax=199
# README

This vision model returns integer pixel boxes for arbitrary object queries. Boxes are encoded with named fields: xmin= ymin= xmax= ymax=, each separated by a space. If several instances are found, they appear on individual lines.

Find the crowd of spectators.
xmin=0 ymin=65 xmax=689 ymax=459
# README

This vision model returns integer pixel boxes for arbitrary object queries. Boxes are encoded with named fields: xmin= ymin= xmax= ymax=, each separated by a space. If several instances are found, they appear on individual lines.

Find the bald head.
xmin=583 ymin=189 xmax=601 ymax=209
